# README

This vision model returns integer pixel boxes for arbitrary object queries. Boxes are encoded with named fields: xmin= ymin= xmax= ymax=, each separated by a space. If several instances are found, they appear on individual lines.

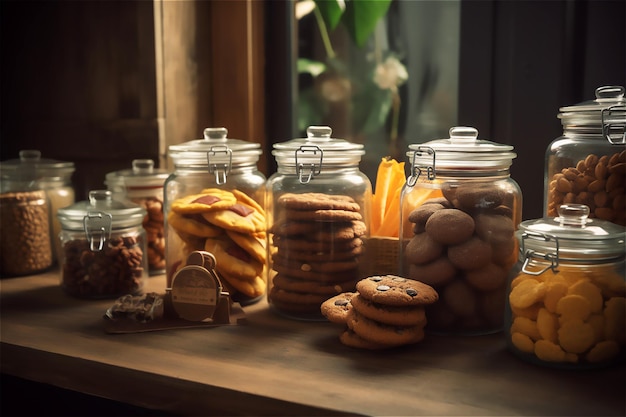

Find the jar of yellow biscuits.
xmin=106 ymin=159 xmax=170 ymax=275
xmin=164 ymin=128 xmax=267 ymax=305
xmin=400 ymin=126 xmax=522 ymax=335
xmin=545 ymin=85 xmax=625 ymax=226
xmin=507 ymin=203 xmax=625 ymax=369
xmin=266 ymin=126 xmax=372 ymax=320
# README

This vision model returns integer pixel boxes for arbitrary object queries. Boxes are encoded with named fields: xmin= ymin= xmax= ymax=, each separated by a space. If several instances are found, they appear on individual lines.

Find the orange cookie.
xmin=170 ymin=188 xmax=237 ymax=214
xmin=167 ymin=211 xmax=224 ymax=238
xmin=204 ymin=236 xmax=264 ymax=280
xmin=202 ymin=202 xmax=266 ymax=233
xmin=226 ymin=230 xmax=267 ymax=264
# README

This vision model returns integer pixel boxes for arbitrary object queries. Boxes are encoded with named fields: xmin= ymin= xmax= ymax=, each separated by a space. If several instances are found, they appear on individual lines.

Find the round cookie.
xmin=273 ymin=274 xmax=358 ymax=295
xmin=425 ymin=209 xmax=475 ymax=245
xmin=277 ymin=192 xmax=360 ymax=212
xmin=320 ymin=292 xmax=356 ymax=324
xmin=404 ymin=232 xmax=443 ymax=265
xmin=272 ymin=253 xmax=359 ymax=274
xmin=269 ymin=286 xmax=329 ymax=314
xmin=170 ymin=188 xmax=237 ymax=214
xmin=277 ymin=244 xmax=364 ymax=263
xmin=453 ymin=183 xmax=505 ymax=211
xmin=408 ymin=256 xmax=457 ymax=287
xmin=221 ymin=273 xmax=266 ymax=298
xmin=284 ymin=208 xmax=363 ymax=222
xmin=202 ymin=202 xmax=266 ymax=233
xmin=167 ymin=211 xmax=224 ymax=238
xmin=272 ymin=235 xmax=363 ymax=252
xmin=356 ymin=275 xmax=439 ymax=307
xmin=346 ymin=309 xmax=425 ymax=346
xmin=350 ymin=293 xmax=427 ymax=327
xmin=474 ymin=214 xmax=515 ymax=245
xmin=339 ymin=328 xmax=394 ymax=350
xmin=447 ymin=236 xmax=492 ymax=270
xmin=205 ymin=236 xmax=264 ymax=280
xmin=408 ymin=203 xmax=445 ymax=229
xmin=465 ymin=262 xmax=508 ymax=291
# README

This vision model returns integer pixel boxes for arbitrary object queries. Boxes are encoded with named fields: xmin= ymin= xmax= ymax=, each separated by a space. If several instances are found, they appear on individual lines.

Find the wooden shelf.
xmin=1 ymin=271 xmax=624 ymax=416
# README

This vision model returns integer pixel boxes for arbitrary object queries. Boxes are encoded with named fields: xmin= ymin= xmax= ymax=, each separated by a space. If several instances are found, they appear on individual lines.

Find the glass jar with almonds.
xmin=545 ymin=85 xmax=625 ymax=226
xmin=508 ymin=204 xmax=625 ymax=369
xmin=164 ymin=128 xmax=266 ymax=305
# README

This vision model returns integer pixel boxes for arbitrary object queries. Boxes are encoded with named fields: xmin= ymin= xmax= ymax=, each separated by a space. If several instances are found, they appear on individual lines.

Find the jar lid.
xmin=407 ymin=126 xmax=517 ymax=171
xmin=558 ymin=85 xmax=626 ymax=141
xmin=58 ymin=190 xmax=146 ymax=231
xmin=105 ymin=159 xmax=170 ymax=191
xmin=518 ymin=204 xmax=626 ymax=261
xmin=168 ymin=127 xmax=262 ymax=168
xmin=0 ymin=150 xmax=75 ymax=181
xmin=272 ymin=126 xmax=365 ymax=168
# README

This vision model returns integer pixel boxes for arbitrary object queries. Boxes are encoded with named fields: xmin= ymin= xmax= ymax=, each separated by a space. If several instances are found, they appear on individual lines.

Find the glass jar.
xmin=266 ymin=126 xmax=372 ymax=320
xmin=57 ymin=190 xmax=148 ymax=299
xmin=507 ymin=204 xmax=625 ymax=369
xmin=106 ymin=159 xmax=170 ymax=275
xmin=545 ymin=85 xmax=626 ymax=226
xmin=400 ymin=126 xmax=522 ymax=335
xmin=164 ymin=127 xmax=266 ymax=305
xmin=0 ymin=150 xmax=75 ymax=263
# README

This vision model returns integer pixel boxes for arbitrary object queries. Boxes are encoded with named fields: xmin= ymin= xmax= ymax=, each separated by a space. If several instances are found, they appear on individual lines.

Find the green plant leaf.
xmin=297 ymin=58 xmax=327 ymax=77
xmin=314 ymin=0 xmax=344 ymax=31
xmin=342 ymin=0 xmax=391 ymax=48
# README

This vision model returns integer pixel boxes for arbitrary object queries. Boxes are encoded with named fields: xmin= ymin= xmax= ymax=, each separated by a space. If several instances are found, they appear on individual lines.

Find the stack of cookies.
xmin=321 ymin=275 xmax=439 ymax=349
xmin=268 ymin=192 xmax=367 ymax=317
xmin=167 ymin=188 xmax=267 ymax=300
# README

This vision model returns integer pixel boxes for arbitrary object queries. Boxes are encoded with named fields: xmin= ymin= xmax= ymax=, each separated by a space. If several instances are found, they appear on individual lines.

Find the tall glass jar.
xmin=400 ymin=126 xmax=522 ymax=335
xmin=0 ymin=150 xmax=75 ymax=263
xmin=507 ymin=204 xmax=625 ymax=369
xmin=106 ymin=159 xmax=170 ymax=275
xmin=57 ymin=190 xmax=148 ymax=299
xmin=545 ymin=85 xmax=625 ymax=226
xmin=164 ymin=127 xmax=266 ymax=305
xmin=266 ymin=126 xmax=372 ymax=320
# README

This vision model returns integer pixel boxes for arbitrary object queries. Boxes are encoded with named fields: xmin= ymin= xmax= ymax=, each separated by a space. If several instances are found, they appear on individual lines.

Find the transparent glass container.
xmin=545 ymin=85 xmax=626 ymax=226
xmin=57 ymin=190 xmax=148 ymax=299
xmin=106 ymin=159 xmax=170 ymax=275
xmin=507 ymin=204 xmax=625 ymax=369
xmin=266 ymin=126 xmax=372 ymax=320
xmin=164 ymin=127 xmax=266 ymax=305
xmin=0 ymin=150 xmax=75 ymax=263
xmin=400 ymin=126 xmax=522 ymax=335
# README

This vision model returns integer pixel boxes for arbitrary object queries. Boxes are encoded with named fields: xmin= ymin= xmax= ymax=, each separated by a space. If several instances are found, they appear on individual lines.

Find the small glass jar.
xmin=400 ymin=126 xmax=522 ymax=335
xmin=106 ymin=159 xmax=170 ymax=275
xmin=266 ymin=126 xmax=372 ymax=320
xmin=507 ymin=204 xmax=625 ymax=369
xmin=544 ymin=85 xmax=625 ymax=226
xmin=164 ymin=127 xmax=266 ymax=304
xmin=57 ymin=190 xmax=148 ymax=299
xmin=0 ymin=150 xmax=75 ymax=263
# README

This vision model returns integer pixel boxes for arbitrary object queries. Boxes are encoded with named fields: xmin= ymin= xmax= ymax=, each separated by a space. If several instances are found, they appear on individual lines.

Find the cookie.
xmin=425 ymin=208 xmax=475 ymax=245
xmin=447 ymin=236 xmax=492 ymax=270
xmin=205 ymin=236 xmax=264 ymax=280
xmin=226 ymin=230 xmax=267 ymax=264
xmin=339 ymin=328 xmax=393 ymax=350
xmin=350 ymin=293 xmax=427 ymax=327
xmin=320 ymin=292 xmax=356 ymax=324
xmin=167 ymin=211 xmax=224 ymax=238
xmin=271 ymin=259 xmax=360 ymax=283
xmin=404 ymin=232 xmax=443 ymax=265
xmin=277 ymin=192 xmax=360 ymax=212
xmin=221 ymin=273 xmax=266 ymax=299
xmin=272 ymin=253 xmax=359 ymax=274
xmin=229 ymin=189 xmax=265 ymax=215
xmin=202 ymin=202 xmax=266 ymax=233
xmin=465 ymin=262 xmax=508 ymax=291
xmin=283 ymin=208 xmax=363 ymax=222
xmin=272 ymin=274 xmax=358 ymax=295
xmin=474 ymin=214 xmax=515 ymax=245
xmin=272 ymin=235 xmax=363 ymax=252
xmin=269 ymin=286 xmax=329 ymax=314
xmin=270 ymin=220 xmax=366 ymax=240
xmin=407 ymin=257 xmax=457 ymax=288
xmin=276 ymin=244 xmax=364 ymax=263
xmin=170 ymin=188 xmax=237 ymax=214
xmin=346 ymin=309 xmax=425 ymax=347
xmin=453 ymin=183 xmax=505 ymax=211
xmin=408 ymin=203 xmax=445 ymax=229
xmin=356 ymin=275 xmax=439 ymax=307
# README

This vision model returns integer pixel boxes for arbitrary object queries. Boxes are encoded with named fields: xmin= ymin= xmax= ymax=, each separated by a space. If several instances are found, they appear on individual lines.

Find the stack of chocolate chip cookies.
xmin=321 ymin=275 xmax=439 ymax=349
xmin=268 ymin=192 xmax=367 ymax=318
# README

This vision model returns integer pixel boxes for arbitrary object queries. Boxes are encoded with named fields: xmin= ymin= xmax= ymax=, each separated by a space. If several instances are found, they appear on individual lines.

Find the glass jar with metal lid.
xmin=0 ymin=150 xmax=75 ymax=263
xmin=400 ymin=126 xmax=522 ymax=335
xmin=57 ymin=190 xmax=148 ymax=299
xmin=106 ymin=159 xmax=170 ymax=275
xmin=164 ymin=127 xmax=266 ymax=305
xmin=266 ymin=125 xmax=372 ymax=320
xmin=507 ymin=204 xmax=625 ymax=369
xmin=545 ymin=85 xmax=625 ymax=226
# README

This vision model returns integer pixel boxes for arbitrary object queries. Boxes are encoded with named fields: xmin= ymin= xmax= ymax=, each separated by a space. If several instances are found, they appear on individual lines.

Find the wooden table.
xmin=1 ymin=271 xmax=625 ymax=416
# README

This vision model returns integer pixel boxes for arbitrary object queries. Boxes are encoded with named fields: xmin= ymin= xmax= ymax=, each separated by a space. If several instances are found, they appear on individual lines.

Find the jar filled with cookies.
xmin=545 ymin=85 xmax=625 ymax=226
xmin=508 ymin=204 xmax=625 ymax=369
xmin=57 ymin=190 xmax=148 ymax=299
xmin=106 ymin=159 xmax=170 ymax=275
xmin=400 ymin=126 xmax=522 ymax=335
xmin=266 ymin=125 xmax=372 ymax=320
xmin=164 ymin=127 xmax=267 ymax=305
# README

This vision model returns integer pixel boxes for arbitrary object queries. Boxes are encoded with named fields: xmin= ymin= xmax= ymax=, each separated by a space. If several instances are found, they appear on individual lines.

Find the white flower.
xmin=373 ymin=56 xmax=408 ymax=91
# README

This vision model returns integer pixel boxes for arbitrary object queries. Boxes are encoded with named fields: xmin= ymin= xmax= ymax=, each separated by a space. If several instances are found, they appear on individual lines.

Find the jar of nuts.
xmin=508 ymin=204 xmax=625 ymax=369
xmin=266 ymin=126 xmax=372 ymax=320
xmin=164 ymin=128 xmax=266 ymax=305
xmin=545 ymin=85 xmax=625 ymax=226
xmin=57 ymin=190 xmax=148 ymax=299
xmin=400 ymin=126 xmax=522 ymax=335
xmin=105 ymin=159 xmax=170 ymax=275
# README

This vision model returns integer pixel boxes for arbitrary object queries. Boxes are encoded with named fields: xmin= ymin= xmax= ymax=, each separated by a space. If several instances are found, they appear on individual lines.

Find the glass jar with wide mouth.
xmin=545 ymin=85 xmax=625 ymax=226
xmin=400 ymin=126 xmax=522 ymax=335
xmin=266 ymin=126 xmax=372 ymax=320
xmin=507 ymin=204 xmax=625 ymax=369
xmin=57 ymin=190 xmax=148 ymax=299
xmin=164 ymin=127 xmax=266 ymax=305
xmin=106 ymin=159 xmax=170 ymax=275
xmin=0 ymin=150 xmax=75 ymax=264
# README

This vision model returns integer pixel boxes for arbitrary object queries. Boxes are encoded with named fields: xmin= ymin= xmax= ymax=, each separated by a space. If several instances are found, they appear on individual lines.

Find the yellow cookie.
xmin=509 ymin=278 xmax=546 ymax=310
xmin=510 ymin=303 xmax=541 ymax=320
xmin=556 ymin=294 xmax=591 ymax=323
xmin=204 ymin=236 xmax=264 ymax=280
xmin=226 ymin=230 xmax=267 ymax=264
xmin=536 ymin=307 xmax=558 ymax=343
xmin=511 ymin=332 xmax=534 ymax=353
xmin=168 ymin=211 xmax=224 ymax=238
xmin=568 ymin=279 xmax=603 ymax=313
xmin=586 ymin=340 xmax=620 ymax=363
xmin=534 ymin=339 xmax=568 ymax=363
xmin=220 ymin=271 xmax=266 ymax=299
xmin=171 ymin=188 xmax=237 ymax=214
xmin=230 ymin=189 xmax=265 ymax=216
xmin=586 ymin=313 xmax=605 ymax=344
xmin=202 ymin=202 xmax=266 ymax=233
xmin=558 ymin=319 xmax=595 ymax=354
xmin=604 ymin=296 xmax=626 ymax=343
xmin=543 ymin=280 xmax=569 ymax=314
xmin=510 ymin=316 xmax=541 ymax=341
